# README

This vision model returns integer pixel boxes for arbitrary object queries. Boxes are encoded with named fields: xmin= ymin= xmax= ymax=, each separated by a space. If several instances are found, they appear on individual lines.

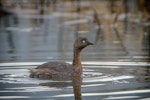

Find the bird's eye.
xmin=82 ymin=40 xmax=86 ymax=44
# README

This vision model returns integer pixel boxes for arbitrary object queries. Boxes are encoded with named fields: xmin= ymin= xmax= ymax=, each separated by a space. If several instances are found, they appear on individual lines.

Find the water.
xmin=0 ymin=0 xmax=150 ymax=100
xmin=0 ymin=62 xmax=150 ymax=100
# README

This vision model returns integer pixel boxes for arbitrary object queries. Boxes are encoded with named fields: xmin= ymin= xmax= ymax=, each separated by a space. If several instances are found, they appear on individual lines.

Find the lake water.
xmin=0 ymin=1 xmax=150 ymax=100
xmin=0 ymin=61 xmax=150 ymax=100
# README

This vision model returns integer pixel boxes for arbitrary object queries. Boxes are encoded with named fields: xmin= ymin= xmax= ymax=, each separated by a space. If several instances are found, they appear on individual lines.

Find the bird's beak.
xmin=87 ymin=42 xmax=94 ymax=45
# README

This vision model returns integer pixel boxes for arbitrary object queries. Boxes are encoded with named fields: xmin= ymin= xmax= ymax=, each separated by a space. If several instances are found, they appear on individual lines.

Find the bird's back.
xmin=37 ymin=61 xmax=72 ymax=71
xmin=30 ymin=61 xmax=75 ymax=79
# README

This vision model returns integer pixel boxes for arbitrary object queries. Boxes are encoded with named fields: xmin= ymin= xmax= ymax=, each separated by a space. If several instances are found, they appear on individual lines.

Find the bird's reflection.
xmin=72 ymin=76 xmax=82 ymax=100
xmin=40 ymin=76 xmax=82 ymax=100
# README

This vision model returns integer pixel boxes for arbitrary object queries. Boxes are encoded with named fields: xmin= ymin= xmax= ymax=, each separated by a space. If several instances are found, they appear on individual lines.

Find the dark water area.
xmin=0 ymin=0 xmax=150 ymax=100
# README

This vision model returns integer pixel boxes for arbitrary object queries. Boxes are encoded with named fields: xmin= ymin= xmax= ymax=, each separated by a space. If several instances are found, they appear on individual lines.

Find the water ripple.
xmin=0 ymin=61 xmax=149 ymax=67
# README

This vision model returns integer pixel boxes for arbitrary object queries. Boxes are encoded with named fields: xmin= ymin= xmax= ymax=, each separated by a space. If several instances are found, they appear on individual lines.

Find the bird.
xmin=30 ymin=37 xmax=93 ymax=79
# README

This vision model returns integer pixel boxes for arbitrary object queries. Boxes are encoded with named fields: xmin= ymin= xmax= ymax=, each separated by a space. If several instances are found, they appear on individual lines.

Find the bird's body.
xmin=30 ymin=37 xmax=93 ymax=79
xmin=30 ymin=61 xmax=75 ymax=79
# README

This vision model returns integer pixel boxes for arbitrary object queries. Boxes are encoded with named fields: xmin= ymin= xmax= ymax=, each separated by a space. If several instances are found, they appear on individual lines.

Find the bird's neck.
xmin=73 ymin=48 xmax=82 ymax=67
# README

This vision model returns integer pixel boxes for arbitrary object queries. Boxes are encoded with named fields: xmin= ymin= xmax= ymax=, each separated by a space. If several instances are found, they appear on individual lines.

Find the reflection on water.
xmin=0 ymin=63 xmax=150 ymax=100
xmin=0 ymin=0 xmax=150 ymax=100
xmin=0 ymin=15 xmax=149 ymax=62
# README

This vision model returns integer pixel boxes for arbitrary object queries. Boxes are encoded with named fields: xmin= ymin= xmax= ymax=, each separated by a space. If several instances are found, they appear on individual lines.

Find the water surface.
xmin=0 ymin=61 xmax=150 ymax=100
xmin=0 ymin=0 xmax=150 ymax=100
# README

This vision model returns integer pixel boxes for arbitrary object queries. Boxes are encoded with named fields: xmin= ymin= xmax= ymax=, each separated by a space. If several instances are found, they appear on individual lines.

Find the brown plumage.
xmin=30 ymin=37 xmax=93 ymax=79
